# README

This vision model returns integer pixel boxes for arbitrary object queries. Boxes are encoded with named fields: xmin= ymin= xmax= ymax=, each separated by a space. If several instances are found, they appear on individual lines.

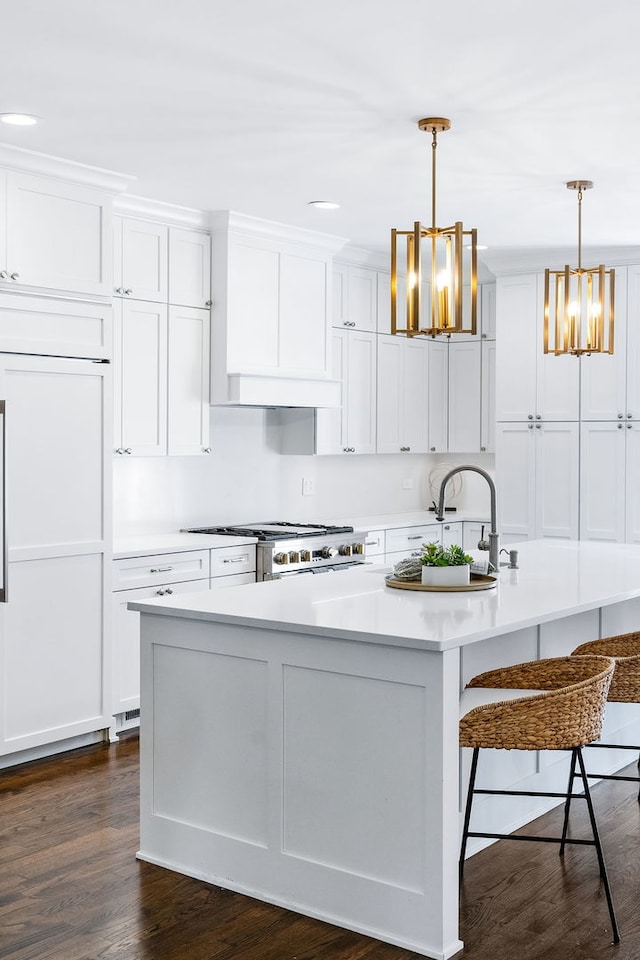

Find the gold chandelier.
xmin=544 ymin=180 xmax=615 ymax=356
xmin=391 ymin=117 xmax=478 ymax=337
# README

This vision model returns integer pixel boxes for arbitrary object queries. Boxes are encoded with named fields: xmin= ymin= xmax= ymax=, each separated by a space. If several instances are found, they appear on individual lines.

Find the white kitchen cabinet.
xmin=113 ymin=216 xmax=168 ymax=302
xmin=111 ymin=545 xmax=256 ymax=725
xmin=448 ymin=340 xmax=481 ymax=453
xmin=114 ymin=300 xmax=210 ymax=457
xmin=114 ymin=299 xmax=168 ymax=457
xmin=167 ymin=305 xmax=210 ymax=456
xmin=377 ymin=271 xmax=391 ymax=334
xmin=580 ymin=266 xmax=634 ymax=421
xmin=168 ymin=227 xmax=211 ymax=309
xmin=332 ymin=263 xmax=377 ymax=331
xmin=496 ymin=420 xmax=579 ymax=540
xmin=364 ymin=529 xmax=385 ymax=560
xmin=315 ymin=328 xmax=376 ymax=455
xmin=210 ymin=211 xmax=344 ymax=407
xmin=0 ymin=293 xmax=112 ymax=360
xmin=481 ymin=339 xmax=496 ymax=452
xmin=495 ymin=273 xmax=579 ymax=421
xmin=376 ymin=335 xmax=428 ymax=454
xmin=579 ymin=420 xmax=640 ymax=543
xmin=0 ymin=170 xmax=112 ymax=298
xmin=481 ymin=282 xmax=496 ymax=340
xmin=427 ymin=339 xmax=448 ymax=452
xmin=0 ymin=354 xmax=110 ymax=757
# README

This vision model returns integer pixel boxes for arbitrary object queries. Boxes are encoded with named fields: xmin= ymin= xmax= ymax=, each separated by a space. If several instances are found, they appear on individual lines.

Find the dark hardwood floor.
xmin=1 ymin=734 xmax=639 ymax=960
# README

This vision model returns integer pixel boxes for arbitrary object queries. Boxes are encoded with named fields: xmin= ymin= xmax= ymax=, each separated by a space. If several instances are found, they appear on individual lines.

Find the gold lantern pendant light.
xmin=391 ymin=117 xmax=478 ymax=337
xmin=544 ymin=180 xmax=615 ymax=356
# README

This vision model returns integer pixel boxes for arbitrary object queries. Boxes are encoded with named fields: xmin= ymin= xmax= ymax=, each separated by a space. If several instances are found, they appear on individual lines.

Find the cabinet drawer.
xmin=364 ymin=529 xmax=385 ymax=558
xmin=113 ymin=550 xmax=210 ymax=590
xmin=0 ymin=294 xmax=111 ymax=360
xmin=385 ymin=524 xmax=441 ymax=555
xmin=210 ymin=544 xmax=256 ymax=578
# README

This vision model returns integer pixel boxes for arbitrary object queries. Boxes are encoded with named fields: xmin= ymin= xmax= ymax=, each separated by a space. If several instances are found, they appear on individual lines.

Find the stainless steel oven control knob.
xmin=339 ymin=544 xmax=352 ymax=556
xmin=353 ymin=542 xmax=364 ymax=555
xmin=320 ymin=546 xmax=339 ymax=559
xmin=273 ymin=552 xmax=289 ymax=564
xmin=289 ymin=551 xmax=301 ymax=563
xmin=300 ymin=549 xmax=311 ymax=562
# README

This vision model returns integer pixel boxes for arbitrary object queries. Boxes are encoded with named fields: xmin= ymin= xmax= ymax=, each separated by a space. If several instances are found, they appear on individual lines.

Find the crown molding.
xmin=480 ymin=245 xmax=640 ymax=276
xmin=210 ymin=210 xmax=348 ymax=255
xmin=113 ymin=193 xmax=210 ymax=229
xmin=0 ymin=141 xmax=135 ymax=193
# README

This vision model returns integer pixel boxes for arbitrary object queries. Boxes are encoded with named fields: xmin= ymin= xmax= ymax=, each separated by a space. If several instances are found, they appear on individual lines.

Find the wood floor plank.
xmin=2 ymin=734 xmax=640 ymax=960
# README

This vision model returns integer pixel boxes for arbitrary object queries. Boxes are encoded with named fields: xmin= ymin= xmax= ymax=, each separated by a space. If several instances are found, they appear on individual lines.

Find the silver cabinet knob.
xmin=124 ymin=288 xmax=132 ymax=296
xmin=203 ymin=446 xmax=212 ymax=454
xmin=535 ymin=414 xmax=541 ymax=420
xmin=124 ymin=447 xmax=132 ymax=454
xmin=628 ymin=413 xmax=633 ymax=419
xmin=618 ymin=413 xmax=624 ymax=419
xmin=165 ymin=587 xmax=173 ymax=594
xmin=10 ymin=272 xmax=19 ymax=281
xmin=205 ymin=299 xmax=213 ymax=307
xmin=400 ymin=446 xmax=410 ymax=452
xmin=115 ymin=287 xmax=124 ymax=295
xmin=0 ymin=270 xmax=8 ymax=280
xmin=627 ymin=423 xmax=633 ymax=429
xmin=535 ymin=424 xmax=541 ymax=429
xmin=115 ymin=447 xmax=124 ymax=454
xmin=480 ymin=446 xmax=486 ymax=451
xmin=528 ymin=424 xmax=534 ymax=429
xmin=527 ymin=414 xmax=534 ymax=420
xmin=618 ymin=423 xmax=624 ymax=429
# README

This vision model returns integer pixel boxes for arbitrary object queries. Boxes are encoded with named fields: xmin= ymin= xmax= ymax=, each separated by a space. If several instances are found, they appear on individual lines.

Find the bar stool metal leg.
xmin=459 ymin=747 xmax=479 ymax=882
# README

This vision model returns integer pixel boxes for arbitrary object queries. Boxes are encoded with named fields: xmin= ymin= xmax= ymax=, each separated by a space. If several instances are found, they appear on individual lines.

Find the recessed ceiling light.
xmin=307 ymin=200 xmax=340 ymax=210
xmin=0 ymin=113 xmax=39 ymax=126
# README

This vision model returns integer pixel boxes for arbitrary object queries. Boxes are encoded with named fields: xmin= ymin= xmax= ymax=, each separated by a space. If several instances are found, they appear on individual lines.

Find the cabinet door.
xmin=5 ymin=172 xmax=112 ymax=297
xmin=495 ymin=421 xmax=536 ymax=539
xmin=112 ymin=578 xmax=209 ymax=716
xmin=120 ymin=218 xmax=168 ymax=302
xmin=169 ymin=228 xmax=211 ymax=308
xmin=535 ymin=422 xmax=579 ymax=539
xmin=376 ymin=335 xmax=403 ymax=453
xmin=580 ymin=421 xmax=626 ymax=542
xmin=448 ymin=340 xmax=481 ymax=453
xmin=625 ymin=423 xmax=640 ymax=544
xmin=167 ymin=306 xmax=210 ymax=456
xmin=440 ymin=521 xmax=463 ymax=547
xmin=427 ymin=339 xmax=448 ymax=452
xmin=316 ymin=329 xmax=346 ymax=455
xmin=332 ymin=263 xmax=348 ymax=327
xmin=116 ymin=299 xmax=168 ymax=456
xmin=480 ymin=340 xmax=496 ymax=453
xmin=376 ymin=271 xmax=391 ymax=334
xmin=402 ymin=337 xmax=429 ymax=453
xmin=279 ymin=252 xmax=329 ymax=377
xmin=344 ymin=330 xmax=376 ymax=453
xmin=495 ymin=274 xmax=538 ymax=420
xmin=347 ymin=266 xmax=377 ymax=331
xmin=0 ymin=354 xmax=109 ymax=755
xmin=580 ymin=267 xmax=627 ymax=420
xmin=481 ymin=283 xmax=496 ymax=340
xmin=624 ymin=264 xmax=640 ymax=420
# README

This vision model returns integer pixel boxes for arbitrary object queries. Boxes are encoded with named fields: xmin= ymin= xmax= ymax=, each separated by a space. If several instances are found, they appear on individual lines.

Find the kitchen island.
xmin=130 ymin=540 xmax=640 ymax=960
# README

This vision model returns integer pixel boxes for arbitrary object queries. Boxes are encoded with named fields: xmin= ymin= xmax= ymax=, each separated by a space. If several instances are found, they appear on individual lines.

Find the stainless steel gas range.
xmin=184 ymin=521 xmax=369 ymax=580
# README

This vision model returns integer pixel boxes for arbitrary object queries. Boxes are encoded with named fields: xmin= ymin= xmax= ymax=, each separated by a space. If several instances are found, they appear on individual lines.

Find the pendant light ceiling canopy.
xmin=544 ymin=180 xmax=615 ymax=357
xmin=391 ymin=117 xmax=478 ymax=338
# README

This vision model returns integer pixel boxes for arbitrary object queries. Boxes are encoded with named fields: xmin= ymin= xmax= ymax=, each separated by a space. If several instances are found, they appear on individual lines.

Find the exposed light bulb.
xmin=0 ymin=113 xmax=39 ymax=126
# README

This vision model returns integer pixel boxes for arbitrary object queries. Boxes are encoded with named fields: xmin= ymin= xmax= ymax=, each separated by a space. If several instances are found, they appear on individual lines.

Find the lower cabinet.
xmin=496 ymin=421 xmax=580 ymax=541
xmin=384 ymin=521 xmax=464 ymax=566
xmin=111 ymin=545 xmax=256 ymax=729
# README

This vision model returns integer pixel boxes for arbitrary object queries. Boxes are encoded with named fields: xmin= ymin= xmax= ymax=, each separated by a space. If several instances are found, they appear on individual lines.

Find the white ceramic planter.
xmin=421 ymin=564 xmax=470 ymax=587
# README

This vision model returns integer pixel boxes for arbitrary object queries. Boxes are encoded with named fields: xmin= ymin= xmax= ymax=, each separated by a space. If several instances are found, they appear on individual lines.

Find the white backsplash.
xmin=113 ymin=407 xmax=495 ymax=536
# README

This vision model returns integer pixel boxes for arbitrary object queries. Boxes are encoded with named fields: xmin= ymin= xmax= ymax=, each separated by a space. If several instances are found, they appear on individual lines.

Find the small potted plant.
xmin=419 ymin=542 xmax=474 ymax=587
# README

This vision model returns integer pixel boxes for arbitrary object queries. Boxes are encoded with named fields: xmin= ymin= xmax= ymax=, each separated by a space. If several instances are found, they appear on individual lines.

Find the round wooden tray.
xmin=384 ymin=573 xmax=498 ymax=593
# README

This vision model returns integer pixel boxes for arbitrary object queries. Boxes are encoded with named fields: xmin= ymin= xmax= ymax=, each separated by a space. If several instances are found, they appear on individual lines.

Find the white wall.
xmin=113 ymin=408 xmax=495 ymax=536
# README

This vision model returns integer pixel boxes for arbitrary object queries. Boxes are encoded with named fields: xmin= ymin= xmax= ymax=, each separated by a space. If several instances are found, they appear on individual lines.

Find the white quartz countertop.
xmin=113 ymin=532 xmax=257 ymax=559
xmin=128 ymin=539 xmax=640 ymax=652
xmin=336 ymin=510 xmax=487 ymax=531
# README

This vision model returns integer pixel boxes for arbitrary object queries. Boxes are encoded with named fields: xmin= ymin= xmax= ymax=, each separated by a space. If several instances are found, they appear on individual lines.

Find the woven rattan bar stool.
xmin=568 ymin=631 xmax=640 ymax=799
xmin=459 ymin=655 xmax=619 ymax=944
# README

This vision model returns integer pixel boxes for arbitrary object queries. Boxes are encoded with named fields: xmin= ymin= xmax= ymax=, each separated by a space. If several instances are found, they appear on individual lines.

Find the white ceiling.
xmin=3 ymin=0 xmax=640 ymax=272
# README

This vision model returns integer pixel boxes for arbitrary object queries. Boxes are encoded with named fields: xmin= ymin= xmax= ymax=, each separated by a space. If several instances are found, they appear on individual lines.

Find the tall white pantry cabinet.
xmin=0 ymin=146 xmax=122 ymax=762
xmin=495 ymin=265 xmax=640 ymax=544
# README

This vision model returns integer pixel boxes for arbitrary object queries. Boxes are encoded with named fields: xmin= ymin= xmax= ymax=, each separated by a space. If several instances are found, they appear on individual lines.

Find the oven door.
xmin=264 ymin=561 xmax=368 ymax=581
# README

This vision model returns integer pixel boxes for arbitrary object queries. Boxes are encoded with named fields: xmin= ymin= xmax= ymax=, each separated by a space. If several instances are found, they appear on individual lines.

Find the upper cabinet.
xmin=495 ymin=273 xmax=579 ymax=421
xmin=376 ymin=335 xmax=428 ymax=454
xmin=0 ymin=170 xmax=112 ymax=298
xmin=579 ymin=265 xmax=631 ymax=421
xmin=113 ymin=217 xmax=211 ymax=308
xmin=332 ymin=263 xmax=377 ymax=331
xmin=113 ymin=217 xmax=168 ymax=302
xmin=210 ymin=211 xmax=346 ymax=407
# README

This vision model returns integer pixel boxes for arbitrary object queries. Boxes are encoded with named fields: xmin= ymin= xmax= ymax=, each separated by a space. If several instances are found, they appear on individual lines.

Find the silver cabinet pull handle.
xmin=150 ymin=565 xmax=174 ymax=573
xmin=407 ymin=535 xmax=423 ymax=541
xmin=222 ymin=556 xmax=246 ymax=564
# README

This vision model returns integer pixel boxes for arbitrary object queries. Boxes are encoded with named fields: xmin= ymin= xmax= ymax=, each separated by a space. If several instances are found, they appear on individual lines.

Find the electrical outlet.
xmin=302 ymin=478 xmax=315 ymax=496
xmin=402 ymin=478 xmax=414 ymax=490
